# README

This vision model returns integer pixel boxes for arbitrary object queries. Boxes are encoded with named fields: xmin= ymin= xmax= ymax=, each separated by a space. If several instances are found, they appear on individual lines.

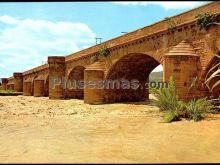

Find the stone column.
xmin=34 ymin=79 xmax=45 ymax=97
xmin=48 ymin=56 xmax=66 ymax=99
xmin=163 ymin=40 xmax=200 ymax=100
xmin=13 ymin=72 xmax=23 ymax=92
xmin=84 ymin=62 xmax=106 ymax=104
xmin=23 ymin=80 xmax=32 ymax=96
xmin=1 ymin=78 xmax=8 ymax=90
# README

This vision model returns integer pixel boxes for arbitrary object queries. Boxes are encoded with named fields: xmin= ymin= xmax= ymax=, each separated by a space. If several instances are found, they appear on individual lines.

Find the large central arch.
xmin=104 ymin=53 xmax=161 ymax=103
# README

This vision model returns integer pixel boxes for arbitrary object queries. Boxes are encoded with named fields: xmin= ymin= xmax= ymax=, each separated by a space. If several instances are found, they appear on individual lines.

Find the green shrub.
xmin=90 ymin=56 xmax=98 ymax=63
xmin=165 ymin=17 xmax=177 ymax=30
xmin=99 ymin=46 xmax=110 ymax=57
xmin=150 ymin=76 xmax=216 ymax=123
xmin=150 ymin=76 xmax=185 ymax=122
xmin=163 ymin=110 xmax=179 ymax=123
xmin=0 ymin=89 xmax=16 ymax=94
xmin=185 ymin=98 xmax=215 ymax=121
xmin=196 ymin=12 xmax=220 ymax=30
xmin=150 ymin=76 xmax=179 ymax=111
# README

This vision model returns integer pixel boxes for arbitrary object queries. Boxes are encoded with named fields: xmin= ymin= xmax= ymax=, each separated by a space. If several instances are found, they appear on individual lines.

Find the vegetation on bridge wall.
xmin=196 ymin=12 xmax=220 ymax=30
xmin=165 ymin=17 xmax=177 ymax=30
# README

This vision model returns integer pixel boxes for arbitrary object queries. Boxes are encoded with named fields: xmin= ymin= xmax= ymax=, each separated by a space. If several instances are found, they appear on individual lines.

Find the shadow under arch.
xmin=31 ymin=75 xmax=38 ymax=96
xmin=44 ymin=75 xmax=49 ymax=97
xmin=66 ymin=66 xmax=85 ymax=99
xmin=104 ymin=53 xmax=162 ymax=103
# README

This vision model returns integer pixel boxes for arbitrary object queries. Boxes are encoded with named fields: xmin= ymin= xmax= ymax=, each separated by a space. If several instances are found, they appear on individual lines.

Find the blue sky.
xmin=0 ymin=1 xmax=207 ymax=78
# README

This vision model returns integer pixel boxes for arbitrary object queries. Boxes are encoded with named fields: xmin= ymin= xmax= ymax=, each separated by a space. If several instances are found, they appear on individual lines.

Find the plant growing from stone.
xmin=90 ymin=55 xmax=98 ymax=63
xmin=165 ymin=17 xmax=177 ymax=30
xmin=196 ymin=12 xmax=220 ymax=30
xmin=99 ymin=45 xmax=110 ymax=57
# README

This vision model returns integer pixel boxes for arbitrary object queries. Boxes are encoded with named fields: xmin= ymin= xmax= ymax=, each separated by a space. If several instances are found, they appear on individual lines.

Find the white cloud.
xmin=0 ymin=15 xmax=19 ymax=25
xmin=0 ymin=15 xmax=96 ymax=77
xmin=112 ymin=1 xmax=206 ymax=10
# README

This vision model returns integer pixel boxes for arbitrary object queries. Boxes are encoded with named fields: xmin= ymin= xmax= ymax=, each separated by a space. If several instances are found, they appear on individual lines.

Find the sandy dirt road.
xmin=0 ymin=96 xmax=220 ymax=163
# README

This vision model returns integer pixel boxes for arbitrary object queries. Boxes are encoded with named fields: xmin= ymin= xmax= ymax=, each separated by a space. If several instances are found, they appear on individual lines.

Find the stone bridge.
xmin=1 ymin=2 xmax=220 ymax=104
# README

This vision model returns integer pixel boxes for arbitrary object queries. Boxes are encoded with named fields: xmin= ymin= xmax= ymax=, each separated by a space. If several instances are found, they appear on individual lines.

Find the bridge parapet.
xmin=65 ymin=2 xmax=220 ymax=63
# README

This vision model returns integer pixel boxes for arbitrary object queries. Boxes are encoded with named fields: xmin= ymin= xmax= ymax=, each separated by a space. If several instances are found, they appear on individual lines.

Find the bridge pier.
xmin=163 ymin=40 xmax=200 ymax=100
xmin=1 ymin=78 xmax=8 ymax=90
xmin=13 ymin=72 xmax=23 ymax=92
xmin=84 ymin=62 xmax=106 ymax=104
xmin=23 ymin=80 xmax=32 ymax=96
xmin=48 ymin=56 xmax=66 ymax=99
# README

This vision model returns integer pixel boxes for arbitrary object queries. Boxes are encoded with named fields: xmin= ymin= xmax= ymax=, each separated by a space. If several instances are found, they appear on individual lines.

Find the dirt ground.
xmin=0 ymin=95 xmax=220 ymax=163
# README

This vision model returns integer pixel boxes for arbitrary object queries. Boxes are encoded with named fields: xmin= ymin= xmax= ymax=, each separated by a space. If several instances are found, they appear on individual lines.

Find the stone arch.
xmin=31 ymin=75 xmax=38 ymax=96
xmin=66 ymin=66 xmax=85 ymax=99
xmin=33 ymin=74 xmax=49 ymax=97
xmin=104 ymin=53 xmax=162 ymax=103
xmin=23 ymin=78 xmax=32 ymax=96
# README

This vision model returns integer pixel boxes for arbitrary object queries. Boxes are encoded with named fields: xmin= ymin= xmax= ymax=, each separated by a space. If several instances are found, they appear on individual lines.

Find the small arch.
xmin=66 ymin=66 xmax=85 ymax=99
xmin=31 ymin=75 xmax=38 ymax=95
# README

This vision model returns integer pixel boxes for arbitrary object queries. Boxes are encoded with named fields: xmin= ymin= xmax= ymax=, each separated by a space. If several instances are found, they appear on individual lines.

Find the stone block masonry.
xmin=1 ymin=2 xmax=220 ymax=104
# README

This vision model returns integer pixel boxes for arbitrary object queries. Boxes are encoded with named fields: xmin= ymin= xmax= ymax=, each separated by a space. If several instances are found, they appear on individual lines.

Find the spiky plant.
xmin=185 ymin=98 xmax=215 ymax=121
xmin=150 ymin=76 xmax=185 ymax=122
xmin=205 ymin=54 xmax=220 ymax=92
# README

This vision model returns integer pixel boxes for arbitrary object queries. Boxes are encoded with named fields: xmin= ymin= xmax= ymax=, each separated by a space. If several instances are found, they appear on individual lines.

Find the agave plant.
xmin=205 ymin=54 xmax=220 ymax=91
xmin=185 ymin=98 xmax=215 ymax=121
xmin=150 ymin=76 xmax=185 ymax=122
